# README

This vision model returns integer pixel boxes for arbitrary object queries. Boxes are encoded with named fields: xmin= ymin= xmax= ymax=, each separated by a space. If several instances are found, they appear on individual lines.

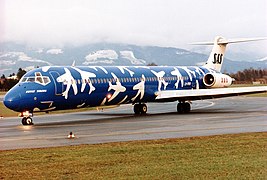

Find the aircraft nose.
xmin=3 ymin=91 xmax=21 ymax=112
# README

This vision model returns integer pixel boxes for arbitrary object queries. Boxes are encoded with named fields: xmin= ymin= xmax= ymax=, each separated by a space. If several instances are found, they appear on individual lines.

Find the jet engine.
xmin=203 ymin=73 xmax=233 ymax=88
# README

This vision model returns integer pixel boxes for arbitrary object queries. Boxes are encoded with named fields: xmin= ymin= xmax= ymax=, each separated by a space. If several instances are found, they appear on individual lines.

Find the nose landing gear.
xmin=19 ymin=111 xmax=34 ymax=125
xmin=22 ymin=117 xmax=33 ymax=125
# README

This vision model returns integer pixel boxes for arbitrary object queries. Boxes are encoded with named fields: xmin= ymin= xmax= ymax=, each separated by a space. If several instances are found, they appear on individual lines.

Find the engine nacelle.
xmin=203 ymin=73 xmax=233 ymax=88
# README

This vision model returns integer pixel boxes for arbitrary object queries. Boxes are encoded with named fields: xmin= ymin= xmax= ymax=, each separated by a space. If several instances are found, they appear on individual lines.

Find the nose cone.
xmin=3 ymin=90 xmax=21 ymax=112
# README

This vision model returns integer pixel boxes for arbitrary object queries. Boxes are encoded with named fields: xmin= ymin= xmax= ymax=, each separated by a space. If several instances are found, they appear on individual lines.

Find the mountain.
xmin=256 ymin=56 xmax=267 ymax=64
xmin=0 ymin=42 xmax=266 ymax=75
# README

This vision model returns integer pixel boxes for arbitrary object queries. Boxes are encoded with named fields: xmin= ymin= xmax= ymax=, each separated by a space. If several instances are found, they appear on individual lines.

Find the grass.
xmin=0 ymin=132 xmax=266 ymax=179
xmin=0 ymin=92 xmax=6 ymax=96
xmin=231 ymin=83 xmax=267 ymax=87
xmin=245 ymin=92 xmax=267 ymax=97
xmin=0 ymin=102 xmax=18 ymax=117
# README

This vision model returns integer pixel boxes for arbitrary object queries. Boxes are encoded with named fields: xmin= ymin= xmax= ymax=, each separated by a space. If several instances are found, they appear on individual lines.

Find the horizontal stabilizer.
xmin=189 ymin=41 xmax=214 ymax=45
xmin=190 ymin=37 xmax=267 ymax=45
xmin=192 ymin=36 xmax=267 ymax=72
xmin=221 ymin=37 xmax=267 ymax=45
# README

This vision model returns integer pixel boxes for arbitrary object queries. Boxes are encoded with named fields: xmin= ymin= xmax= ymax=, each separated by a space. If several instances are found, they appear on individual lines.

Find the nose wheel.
xmin=22 ymin=117 xmax=34 ymax=125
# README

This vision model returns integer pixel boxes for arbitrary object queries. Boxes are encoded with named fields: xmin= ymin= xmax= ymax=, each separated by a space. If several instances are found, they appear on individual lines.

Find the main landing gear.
xmin=177 ymin=102 xmax=191 ymax=114
xmin=134 ymin=103 xmax=147 ymax=114
xmin=133 ymin=102 xmax=191 ymax=115
xmin=19 ymin=111 xmax=34 ymax=126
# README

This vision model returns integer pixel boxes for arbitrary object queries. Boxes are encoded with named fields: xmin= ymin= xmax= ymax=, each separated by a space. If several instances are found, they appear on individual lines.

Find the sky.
xmin=1 ymin=0 xmax=267 ymax=58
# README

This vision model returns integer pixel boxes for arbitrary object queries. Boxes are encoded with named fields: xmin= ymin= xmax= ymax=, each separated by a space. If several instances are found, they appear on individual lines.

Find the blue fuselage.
xmin=4 ymin=66 xmax=215 ymax=112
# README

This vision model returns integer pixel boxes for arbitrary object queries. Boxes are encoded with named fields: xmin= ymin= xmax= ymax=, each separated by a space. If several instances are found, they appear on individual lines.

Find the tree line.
xmin=0 ymin=68 xmax=26 ymax=91
xmin=229 ymin=68 xmax=267 ymax=82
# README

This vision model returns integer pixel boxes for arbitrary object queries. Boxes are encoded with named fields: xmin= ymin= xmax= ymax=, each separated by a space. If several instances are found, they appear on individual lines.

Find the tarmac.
xmin=0 ymin=97 xmax=266 ymax=150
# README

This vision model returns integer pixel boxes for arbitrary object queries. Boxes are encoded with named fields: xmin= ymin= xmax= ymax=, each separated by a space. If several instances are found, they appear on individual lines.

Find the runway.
xmin=0 ymin=97 xmax=266 ymax=150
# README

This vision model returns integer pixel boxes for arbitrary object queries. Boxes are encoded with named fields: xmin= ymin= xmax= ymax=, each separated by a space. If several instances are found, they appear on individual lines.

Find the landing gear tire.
xmin=22 ymin=117 xmax=33 ymax=125
xmin=140 ymin=104 xmax=147 ymax=114
xmin=134 ymin=104 xmax=147 ymax=114
xmin=184 ymin=103 xmax=191 ymax=113
xmin=177 ymin=103 xmax=184 ymax=113
xmin=177 ymin=102 xmax=191 ymax=114
xmin=134 ymin=104 xmax=140 ymax=114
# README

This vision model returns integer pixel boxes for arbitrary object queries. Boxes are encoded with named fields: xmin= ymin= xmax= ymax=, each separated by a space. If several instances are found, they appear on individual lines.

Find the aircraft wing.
xmin=155 ymin=86 xmax=267 ymax=102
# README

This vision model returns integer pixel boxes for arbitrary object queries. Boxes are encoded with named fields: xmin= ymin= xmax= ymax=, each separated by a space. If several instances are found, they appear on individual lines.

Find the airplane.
xmin=3 ymin=36 xmax=267 ymax=125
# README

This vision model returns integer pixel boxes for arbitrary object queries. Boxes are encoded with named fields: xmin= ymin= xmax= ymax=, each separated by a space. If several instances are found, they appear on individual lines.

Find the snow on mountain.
xmin=0 ymin=60 xmax=16 ymax=66
xmin=120 ymin=51 xmax=146 ymax=65
xmin=24 ymin=66 xmax=36 ymax=72
xmin=36 ymin=48 xmax=44 ymax=53
xmin=257 ymin=56 xmax=267 ymax=62
xmin=83 ymin=50 xmax=118 ymax=65
xmin=0 ymin=51 xmax=52 ymax=75
xmin=46 ymin=48 xmax=63 ymax=54
xmin=0 ymin=52 xmax=52 ymax=65
xmin=195 ymin=61 xmax=206 ymax=66
xmin=176 ymin=51 xmax=190 ymax=55
xmin=0 ymin=42 xmax=266 ymax=75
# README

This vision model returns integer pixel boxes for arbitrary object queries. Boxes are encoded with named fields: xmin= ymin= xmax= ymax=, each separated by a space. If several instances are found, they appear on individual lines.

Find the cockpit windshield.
xmin=20 ymin=72 xmax=51 ymax=86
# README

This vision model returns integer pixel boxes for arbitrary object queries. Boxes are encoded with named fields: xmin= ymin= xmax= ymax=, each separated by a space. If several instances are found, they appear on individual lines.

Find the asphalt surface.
xmin=0 ymin=97 xmax=266 ymax=150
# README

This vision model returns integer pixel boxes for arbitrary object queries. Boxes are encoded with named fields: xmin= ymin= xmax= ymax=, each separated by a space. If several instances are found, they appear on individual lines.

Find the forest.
xmin=229 ymin=68 xmax=267 ymax=83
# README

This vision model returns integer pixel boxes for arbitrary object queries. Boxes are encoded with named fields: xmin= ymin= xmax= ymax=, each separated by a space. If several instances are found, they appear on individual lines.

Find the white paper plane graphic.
xmin=132 ymin=74 xmax=146 ymax=101
xmin=181 ymin=67 xmax=196 ymax=81
xmin=57 ymin=68 xmax=78 ymax=99
xmin=151 ymin=70 xmax=168 ymax=91
xmin=117 ymin=66 xmax=135 ymax=77
xmin=107 ymin=73 xmax=126 ymax=102
xmin=72 ymin=67 xmax=96 ymax=94
xmin=171 ymin=67 xmax=184 ymax=88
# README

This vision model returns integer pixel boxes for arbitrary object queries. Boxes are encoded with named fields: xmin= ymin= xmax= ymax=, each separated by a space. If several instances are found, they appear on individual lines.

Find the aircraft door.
xmin=49 ymin=71 xmax=65 ymax=95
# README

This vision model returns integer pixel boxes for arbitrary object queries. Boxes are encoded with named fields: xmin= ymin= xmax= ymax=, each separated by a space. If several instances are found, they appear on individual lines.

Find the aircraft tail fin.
xmin=191 ymin=36 xmax=267 ymax=72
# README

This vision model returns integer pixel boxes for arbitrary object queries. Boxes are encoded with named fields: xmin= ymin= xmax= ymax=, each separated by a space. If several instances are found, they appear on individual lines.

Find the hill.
xmin=0 ymin=42 xmax=266 ymax=75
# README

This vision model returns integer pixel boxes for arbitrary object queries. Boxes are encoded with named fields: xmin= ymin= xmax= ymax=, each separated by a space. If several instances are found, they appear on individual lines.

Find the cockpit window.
xmin=28 ymin=77 xmax=36 ymax=82
xmin=35 ymin=72 xmax=43 ymax=84
xmin=20 ymin=77 xmax=27 ymax=82
xmin=20 ymin=72 xmax=51 ymax=86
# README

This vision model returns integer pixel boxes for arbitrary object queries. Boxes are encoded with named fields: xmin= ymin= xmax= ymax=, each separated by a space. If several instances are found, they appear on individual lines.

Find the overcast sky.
xmin=1 ymin=0 xmax=267 ymax=57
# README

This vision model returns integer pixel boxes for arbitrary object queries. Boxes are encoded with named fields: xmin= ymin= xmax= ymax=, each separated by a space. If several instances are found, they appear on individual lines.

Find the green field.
xmin=0 ymin=92 xmax=6 ymax=96
xmin=0 ymin=102 xmax=18 ymax=117
xmin=0 ymin=132 xmax=266 ymax=179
